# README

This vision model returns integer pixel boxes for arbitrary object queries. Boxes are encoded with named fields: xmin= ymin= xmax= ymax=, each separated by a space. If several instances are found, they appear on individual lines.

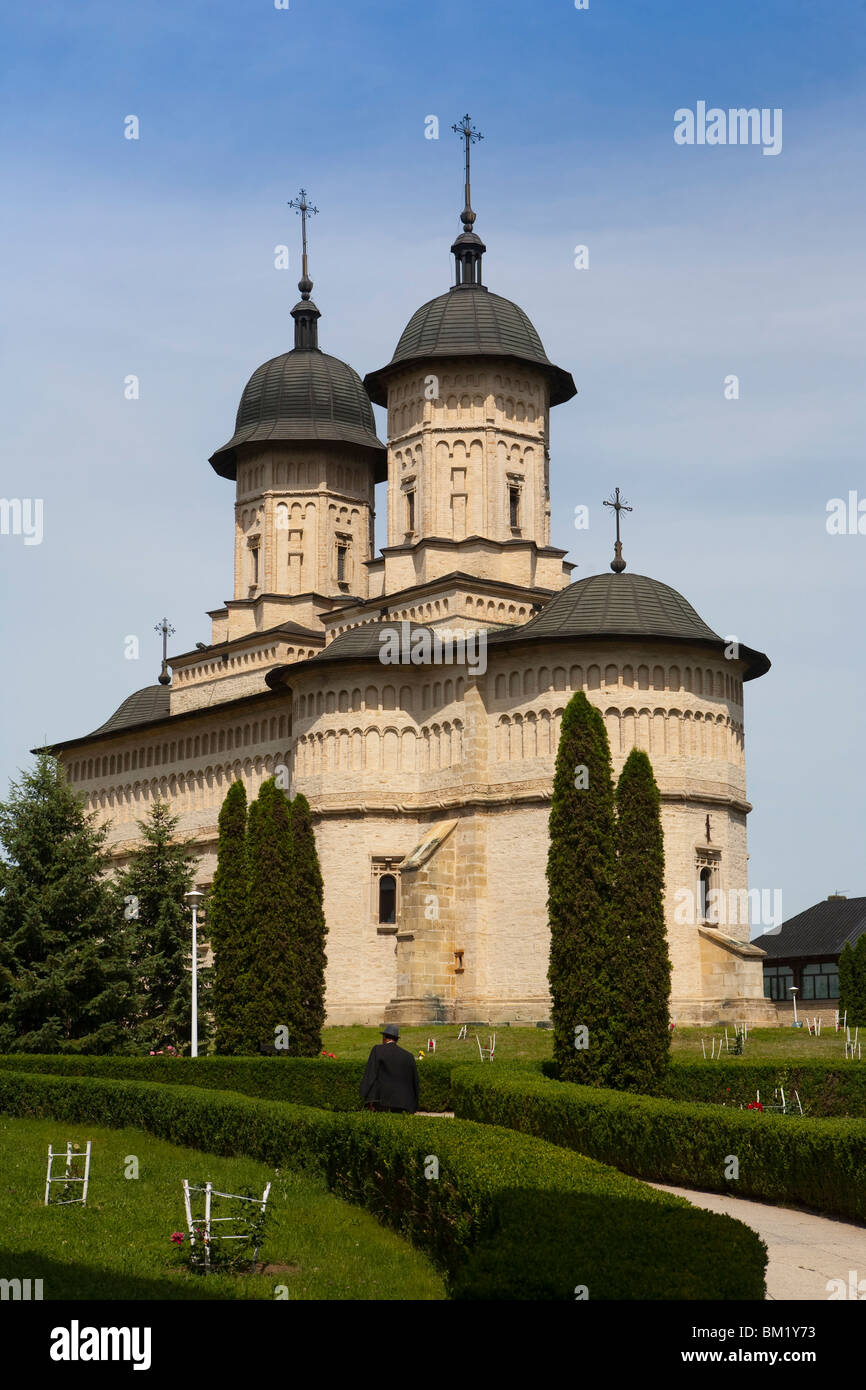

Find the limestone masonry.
xmin=45 ymin=170 xmax=777 ymax=1028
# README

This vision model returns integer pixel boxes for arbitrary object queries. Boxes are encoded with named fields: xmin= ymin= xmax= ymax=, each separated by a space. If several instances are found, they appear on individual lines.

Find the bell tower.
xmin=209 ymin=191 xmax=386 ymax=641
xmin=364 ymin=118 xmax=577 ymax=600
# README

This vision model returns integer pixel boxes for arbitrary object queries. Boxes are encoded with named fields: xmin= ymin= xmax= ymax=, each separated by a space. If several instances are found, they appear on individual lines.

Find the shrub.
xmin=655 ymin=1059 xmax=866 ymax=1118
xmin=453 ymin=1065 xmax=866 ymax=1223
xmin=0 ymin=1069 xmax=766 ymax=1300
xmin=0 ymin=1052 xmax=454 ymax=1112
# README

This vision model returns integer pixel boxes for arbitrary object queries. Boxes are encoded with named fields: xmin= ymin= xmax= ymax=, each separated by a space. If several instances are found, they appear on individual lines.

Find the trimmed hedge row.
xmin=0 ymin=1069 xmax=766 ymax=1300
xmin=657 ymin=1059 xmax=866 ymax=1119
xmin=454 ymin=1066 xmax=866 ymax=1223
xmin=0 ymin=1053 xmax=454 ymax=1113
xmin=4 ymin=1052 xmax=863 ymax=1121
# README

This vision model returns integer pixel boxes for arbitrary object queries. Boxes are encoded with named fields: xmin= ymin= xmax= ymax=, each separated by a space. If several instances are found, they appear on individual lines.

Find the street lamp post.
xmin=184 ymin=890 xmax=204 ymax=1057
xmin=789 ymin=985 xmax=799 ymax=1026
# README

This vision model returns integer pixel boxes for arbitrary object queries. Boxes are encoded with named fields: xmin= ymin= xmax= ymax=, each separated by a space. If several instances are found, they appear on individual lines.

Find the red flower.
xmin=328 ymin=1053 xmax=336 ymax=1059
xmin=171 ymin=1232 xmax=184 ymax=1245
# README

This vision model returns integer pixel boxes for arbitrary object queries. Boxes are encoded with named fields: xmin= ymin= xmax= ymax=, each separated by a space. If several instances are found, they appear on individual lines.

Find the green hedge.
xmin=0 ymin=1053 xmax=453 ymax=1113
xmin=0 ymin=1069 xmax=765 ymax=1300
xmin=455 ymin=1066 xmax=866 ymax=1223
xmin=657 ymin=1059 xmax=866 ymax=1118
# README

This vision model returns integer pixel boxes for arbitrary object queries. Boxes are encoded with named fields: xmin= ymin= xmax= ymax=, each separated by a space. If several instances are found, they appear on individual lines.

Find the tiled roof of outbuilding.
xmin=752 ymin=899 xmax=866 ymax=958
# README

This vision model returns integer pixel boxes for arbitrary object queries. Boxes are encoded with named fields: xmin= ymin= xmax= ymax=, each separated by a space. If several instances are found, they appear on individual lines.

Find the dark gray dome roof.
xmin=364 ymin=286 xmax=577 ymax=407
xmin=88 ymin=685 xmax=171 ymax=738
xmin=491 ymin=572 xmax=770 ymax=680
xmin=210 ymin=349 xmax=386 ymax=481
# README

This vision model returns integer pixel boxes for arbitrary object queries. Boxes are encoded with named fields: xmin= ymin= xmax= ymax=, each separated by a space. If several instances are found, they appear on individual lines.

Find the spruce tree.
xmin=611 ymin=748 xmax=671 ymax=1090
xmin=208 ymin=781 xmax=249 ymax=1055
xmin=114 ymin=800 xmax=204 ymax=1054
xmin=288 ymin=793 xmax=327 ymax=1055
xmin=242 ymin=779 xmax=297 ymax=1054
xmin=838 ymin=941 xmax=856 ymax=1026
xmin=546 ymin=691 xmax=617 ymax=1084
xmin=0 ymin=754 xmax=133 ymax=1053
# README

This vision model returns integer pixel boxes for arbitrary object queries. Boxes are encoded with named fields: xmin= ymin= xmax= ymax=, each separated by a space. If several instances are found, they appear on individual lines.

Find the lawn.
xmin=670 ymin=1026 xmax=853 ymax=1063
xmin=0 ymin=1116 xmax=445 ymax=1300
xmin=321 ymin=1022 xmax=554 ymax=1063
xmin=320 ymin=1022 xmax=854 ymax=1065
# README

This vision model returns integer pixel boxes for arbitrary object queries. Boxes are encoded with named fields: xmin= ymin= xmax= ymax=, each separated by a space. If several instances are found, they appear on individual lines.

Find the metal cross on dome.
xmin=154 ymin=617 xmax=175 ymax=687
xmin=452 ymin=114 xmax=483 ymax=232
xmin=288 ymin=188 xmax=319 ymax=296
xmin=603 ymin=487 xmax=632 ymax=573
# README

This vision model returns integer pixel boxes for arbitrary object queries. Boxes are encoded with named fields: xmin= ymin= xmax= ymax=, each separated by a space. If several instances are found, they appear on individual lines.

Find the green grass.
xmin=320 ymin=1023 xmax=554 ymax=1065
xmin=0 ymin=1116 xmax=445 ymax=1300
xmin=320 ymin=1022 xmax=854 ymax=1067
xmin=669 ymin=1026 xmax=852 ymax=1062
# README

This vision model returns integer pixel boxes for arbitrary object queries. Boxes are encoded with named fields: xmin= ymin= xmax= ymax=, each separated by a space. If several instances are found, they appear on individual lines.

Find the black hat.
xmin=381 ymin=1023 xmax=399 ymax=1039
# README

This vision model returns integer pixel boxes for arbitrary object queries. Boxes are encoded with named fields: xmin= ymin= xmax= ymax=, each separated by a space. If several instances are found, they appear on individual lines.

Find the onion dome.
xmin=364 ymin=116 xmax=576 ymax=408
xmin=210 ymin=192 xmax=385 ymax=481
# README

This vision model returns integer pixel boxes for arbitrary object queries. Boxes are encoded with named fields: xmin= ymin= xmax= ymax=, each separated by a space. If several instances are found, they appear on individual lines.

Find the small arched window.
xmin=378 ymin=874 xmax=397 ymax=925
xmin=699 ymin=867 xmax=713 ymax=922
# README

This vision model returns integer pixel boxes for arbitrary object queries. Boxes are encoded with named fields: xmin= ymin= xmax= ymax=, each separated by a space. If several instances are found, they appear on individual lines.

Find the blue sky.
xmin=1 ymin=0 xmax=864 ymax=924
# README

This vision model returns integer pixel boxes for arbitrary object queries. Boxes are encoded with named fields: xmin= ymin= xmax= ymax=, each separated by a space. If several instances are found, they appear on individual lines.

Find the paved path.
xmin=649 ymin=1184 xmax=866 ymax=1300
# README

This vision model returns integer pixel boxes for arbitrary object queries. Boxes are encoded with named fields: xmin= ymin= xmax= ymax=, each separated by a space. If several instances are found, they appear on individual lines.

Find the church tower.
xmin=364 ymin=117 xmax=577 ymax=611
xmin=209 ymin=191 xmax=386 ymax=643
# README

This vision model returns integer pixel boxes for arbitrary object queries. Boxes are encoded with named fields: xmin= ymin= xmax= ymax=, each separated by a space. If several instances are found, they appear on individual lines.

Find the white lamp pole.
xmin=185 ymin=890 xmax=204 ymax=1057
xmin=789 ymin=985 xmax=799 ymax=1025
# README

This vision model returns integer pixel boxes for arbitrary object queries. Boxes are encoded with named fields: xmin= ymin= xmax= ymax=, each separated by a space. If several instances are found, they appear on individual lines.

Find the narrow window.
xmin=336 ymin=544 xmax=347 ymax=583
xmin=378 ymin=873 xmax=397 ymax=925
xmin=406 ymin=490 xmax=415 ymax=534
xmin=250 ymin=545 xmax=260 ymax=587
xmin=699 ymin=867 xmax=712 ymax=921
xmin=509 ymin=485 xmax=520 ymax=528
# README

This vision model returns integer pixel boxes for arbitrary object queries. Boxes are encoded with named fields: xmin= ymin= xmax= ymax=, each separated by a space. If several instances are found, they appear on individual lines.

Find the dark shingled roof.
xmin=86 ymin=685 xmax=171 ymax=738
xmin=210 ymin=349 xmax=386 ymax=481
xmin=752 ymin=899 xmax=866 ymax=959
xmin=364 ymin=287 xmax=577 ymax=407
xmin=489 ymin=572 xmax=770 ymax=680
xmin=310 ymin=621 xmax=434 ymax=664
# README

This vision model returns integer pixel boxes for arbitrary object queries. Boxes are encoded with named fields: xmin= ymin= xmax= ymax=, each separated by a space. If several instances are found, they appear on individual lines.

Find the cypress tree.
xmin=242 ymin=779 xmax=297 ymax=1054
xmin=114 ymin=800 xmax=204 ymax=1054
xmin=838 ymin=941 xmax=856 ymax=1026
xmin=852 ymin=934 xmax=866 ymax=1027
xmin=288 ymin=793 xmax=327 ymax=1056
xmin=0 ymin=754 xmax=133 ymax=1054
xmin=611 ymin=748 xmax=671 ymax=1090
xmin=546 ymin=691 xmax=617 ymax=1084
xmin=208 ymin=781 xmax=249 ymax=1055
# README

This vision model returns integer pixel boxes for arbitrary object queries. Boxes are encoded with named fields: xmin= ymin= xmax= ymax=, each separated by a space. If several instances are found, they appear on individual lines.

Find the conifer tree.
xmin=611 ymin=748 xmax=671 ymax=1090
xmin=0 ymin=754 xmax=133 ymax=1053
xmin=114 ymin=800 xmax=204 ymax=1054
xmin=242 ymin=779 xmax=297 ymax=1054
xmin=208 ymin=781 xmax=249 ymax=1055
xmin=851 ymin=934 xmax=866 ymax=1027
xmin=288 ymin=793 xmax=327 ymax=1055
xmin=837 ymin=941 xmax=856 ymax=1025
xmin=546 ymin=691 xmax=617 ymax=1083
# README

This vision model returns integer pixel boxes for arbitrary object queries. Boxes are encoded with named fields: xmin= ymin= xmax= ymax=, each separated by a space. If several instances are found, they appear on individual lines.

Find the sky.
xmin=1 ymin=0 xmax=864 ymax=926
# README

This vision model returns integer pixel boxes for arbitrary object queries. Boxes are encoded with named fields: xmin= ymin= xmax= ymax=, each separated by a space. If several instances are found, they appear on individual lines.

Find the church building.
xmin=43 ymin=123 xmax=776 ymax=1027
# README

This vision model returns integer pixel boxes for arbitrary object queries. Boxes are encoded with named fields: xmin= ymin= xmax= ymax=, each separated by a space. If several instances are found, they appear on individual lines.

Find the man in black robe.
xmin=360 ymin=1023 xmax=419 ymax=1113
